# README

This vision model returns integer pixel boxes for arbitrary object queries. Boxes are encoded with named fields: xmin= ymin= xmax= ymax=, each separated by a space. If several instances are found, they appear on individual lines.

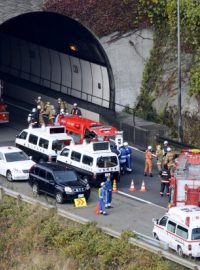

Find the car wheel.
xmin=6 ymin=170 xmax=13 ymax=182
xmin=55 ymin=192 xmax=64 ymax=204
xmin=153 ymin=233 xmax=159 ymax=241
xmin=177 ymin=246 xmax=184 ymax=257
xmin=32 ymin=184 xmax=40 ymax=196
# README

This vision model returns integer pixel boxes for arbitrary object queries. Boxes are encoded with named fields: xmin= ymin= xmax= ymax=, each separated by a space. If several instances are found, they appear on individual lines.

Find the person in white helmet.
xmin=144 ymin=145 xmax=153 ymax=177
xmin=71 ymin=103 xmax=82 ymax=116
xmin=35 ymin=96 xmax=44 ymax=112
xmin=163 ymin=141 xmax=169 ymax=157
xmin=164 ymin=146 xmax=175 ymax=173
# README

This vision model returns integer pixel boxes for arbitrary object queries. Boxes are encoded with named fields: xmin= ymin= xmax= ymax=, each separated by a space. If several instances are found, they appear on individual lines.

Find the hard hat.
xmin=164 ymin=140 xmax=168 ymax=145
xmin=37 ymin=96 xmax=41 ymax=100
xmin=123 ymin=142 xmax=128 ymax=147
xmin=73 ymin=103 xmax=77 ymax=107
xmin=148 ymin=146 xmax=152 ymax=150
xmin=57 ymin=98 xmax=61 ymax=102
xmin=32 ymin=108 xmax=36 ymax=112
xmin=167 ymin=147 xmax=171 ymax=152
xmin=100 ymin=182 xmax=105 ymax=187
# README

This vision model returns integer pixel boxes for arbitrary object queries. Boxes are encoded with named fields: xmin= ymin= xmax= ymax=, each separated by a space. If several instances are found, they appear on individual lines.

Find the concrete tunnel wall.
xmin=0 ymin=11 xmax=115 ymax=112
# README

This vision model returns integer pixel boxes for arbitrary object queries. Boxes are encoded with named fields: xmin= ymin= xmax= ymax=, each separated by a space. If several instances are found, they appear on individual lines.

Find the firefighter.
xmin=159 ymin=163 xmax=171 ymax=197
xmin=57 ymin=98 xmax=68 ymax=114
xmin=35 ymin=96 xmax=45 ymax=112
xmin=162 ymin=140 xmax=169 ymax=157
xmin=155 ymin=144 xmax=163 ymax=173
xmin=37 ymin=105 xmax=45 ymax=127
xmin=164 ymin=147 xmax=175 ymax=173
xmin=98 ymin=182 xmax=107 ymax=215
xmin=71 ymin=103 xmax=82 ymax=116
xmin=43 ymin=101 xmax=54 ymax=125
xmin=144 ymin=146 xmax=153 ymax=177
xmin=105 ymin=174 xmax=112 ymax=209
xmin=28 ymin=108 xmax=39 ymax=128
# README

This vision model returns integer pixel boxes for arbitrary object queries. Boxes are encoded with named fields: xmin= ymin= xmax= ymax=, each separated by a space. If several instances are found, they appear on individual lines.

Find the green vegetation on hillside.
xmin=0 ymin=196 xmax=187 ymax=270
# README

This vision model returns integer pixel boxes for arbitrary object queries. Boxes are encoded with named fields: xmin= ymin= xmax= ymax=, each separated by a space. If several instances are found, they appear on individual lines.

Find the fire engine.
xmin=58 ymin=114 xmax=123 ymax=148
xmin=169 ymin=149 xmax=200 ymax=208
xmin=0 ymin=80 xmax=9 ymax=124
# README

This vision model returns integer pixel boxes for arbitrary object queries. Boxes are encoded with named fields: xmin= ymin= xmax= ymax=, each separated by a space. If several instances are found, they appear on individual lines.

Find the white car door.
xmin=0 ymin=152 xmax=7 ymax=177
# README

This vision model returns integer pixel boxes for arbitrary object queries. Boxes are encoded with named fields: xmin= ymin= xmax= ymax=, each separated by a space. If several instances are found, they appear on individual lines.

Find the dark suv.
xmin=29 ymin=162 xmax=91 ymax=203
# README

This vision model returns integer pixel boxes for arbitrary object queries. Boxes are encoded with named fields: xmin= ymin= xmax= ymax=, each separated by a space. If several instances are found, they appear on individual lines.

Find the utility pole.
xmin=177 ymin=0 xmax=183 ymax=142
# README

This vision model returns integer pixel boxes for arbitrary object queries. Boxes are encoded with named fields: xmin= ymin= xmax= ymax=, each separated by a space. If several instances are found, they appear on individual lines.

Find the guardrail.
xmin=156 ymin=135 xmax=199 ymax=150
xmin=0 ymin=186 xmax=199 ymax=269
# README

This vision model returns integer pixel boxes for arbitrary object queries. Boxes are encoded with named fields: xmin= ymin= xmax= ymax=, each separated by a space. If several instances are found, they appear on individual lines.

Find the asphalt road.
xmin=0 ymin=102 xmax=168 ymax=237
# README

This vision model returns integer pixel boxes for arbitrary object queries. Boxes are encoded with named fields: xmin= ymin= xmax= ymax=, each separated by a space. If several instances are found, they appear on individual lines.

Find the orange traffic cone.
xmin=95 ymin=202 xmax=100 ymax=215
xmin=129 ymin=179 xmax=136 ymax=192
xmin=140 ymin=180 xmax=147 ymax=192
xmin=112 ymin=179 xmax=118 ymax=192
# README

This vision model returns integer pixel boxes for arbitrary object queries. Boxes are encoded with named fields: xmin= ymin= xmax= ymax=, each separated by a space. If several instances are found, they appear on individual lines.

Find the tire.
xmin=32 ymin=184 xmax=40 ymax=196
xmin=153 ymin=233 xmax=159 ymax=241
xmin=6 ymin=170 xmax=13 ymax=182
xmin=55 ymin=192 xmax=64 ymax=204
xmin=177 ymin=246 xmax=184 ymax=257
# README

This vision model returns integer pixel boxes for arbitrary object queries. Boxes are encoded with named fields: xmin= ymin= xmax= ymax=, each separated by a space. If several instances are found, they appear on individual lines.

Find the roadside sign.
xmin=74 ymin=197 xmax=87 ymax=207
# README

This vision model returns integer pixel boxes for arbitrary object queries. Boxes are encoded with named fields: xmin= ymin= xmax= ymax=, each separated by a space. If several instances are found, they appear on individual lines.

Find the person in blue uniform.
xmin=105 ymin=174 xmax=112 ymax=208
xmin=98 ymin=182 xmax=107 ymax=215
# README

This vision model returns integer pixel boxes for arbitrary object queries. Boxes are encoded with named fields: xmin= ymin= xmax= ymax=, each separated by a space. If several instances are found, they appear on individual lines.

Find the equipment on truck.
xmin=58 ymin=114 xmax=123 ymax=148
xmin=0 ymin=80 xmax=9 ymax=123
xmin=169 ymin=149 xmax=200 ymax=208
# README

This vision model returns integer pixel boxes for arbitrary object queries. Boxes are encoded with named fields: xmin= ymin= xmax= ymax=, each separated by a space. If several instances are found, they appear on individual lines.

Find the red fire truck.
xmin=0 ymin=81 xmax=9 ymax=124
xmin=169 ymin=149 xmax=200 ymax=208
xmin=58 ymin=114 xmax=123 ymax=147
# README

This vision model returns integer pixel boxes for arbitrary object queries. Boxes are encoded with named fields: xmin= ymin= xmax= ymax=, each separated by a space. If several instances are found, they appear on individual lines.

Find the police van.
xmin=152 ymin=205 xmax=200 ymax=258
xmin=56 ymin=140 xmax=120 ymax=186
xmin=15 ymin=126 xmax=73 ymax=163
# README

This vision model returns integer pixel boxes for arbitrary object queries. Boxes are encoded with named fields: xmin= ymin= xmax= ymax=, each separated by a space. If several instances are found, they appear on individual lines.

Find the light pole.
xmin=177 ymin=0 xmax=183 ymax=142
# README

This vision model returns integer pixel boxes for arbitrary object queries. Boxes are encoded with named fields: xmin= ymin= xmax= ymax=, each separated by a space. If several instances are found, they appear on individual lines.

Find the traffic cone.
xmin=140 ymin=180 xmax=147 ymax=192
xmin=129 ymin=179 xmax=136 ymax=192
xmin=112 ymin=179 xmax=118 ymax=192
xmin=95 ymin=202 xmax=100 ymax=215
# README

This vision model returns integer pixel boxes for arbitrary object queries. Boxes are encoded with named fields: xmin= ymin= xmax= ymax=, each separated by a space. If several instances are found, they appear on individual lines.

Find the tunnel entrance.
xmin=0 ymin=11 xmax=115 ymax=111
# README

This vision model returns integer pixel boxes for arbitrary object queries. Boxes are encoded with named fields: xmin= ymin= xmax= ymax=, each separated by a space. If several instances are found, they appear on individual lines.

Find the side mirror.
xmin=152 ymin=218 xmax=158 ymax=224
xmin=16 ymin=134 xmax=19 ymax=138
xmin=29 ymin=156 xmax=32 ymax=160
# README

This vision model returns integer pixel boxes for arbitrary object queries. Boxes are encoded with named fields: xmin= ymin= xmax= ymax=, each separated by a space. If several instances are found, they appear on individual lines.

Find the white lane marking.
xmin=117 ymin=190 xmax=167 ymax=210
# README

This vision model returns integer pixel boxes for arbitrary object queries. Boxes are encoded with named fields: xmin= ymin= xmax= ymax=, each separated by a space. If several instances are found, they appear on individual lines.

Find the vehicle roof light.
xmin=185 ymin=216 xmax=190 ymax=227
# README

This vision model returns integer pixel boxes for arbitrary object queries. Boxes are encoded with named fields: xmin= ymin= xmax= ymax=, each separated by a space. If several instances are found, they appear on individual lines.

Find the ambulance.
xmin=58 ymin=114 xmax=123 ymax=148
xmin=56 ymin=140 xmax=120 ymax=186
xmin=169 ymin=149 xmax=200 ymax=208
xmin=152 ymin=205 xmax=200 ymax=258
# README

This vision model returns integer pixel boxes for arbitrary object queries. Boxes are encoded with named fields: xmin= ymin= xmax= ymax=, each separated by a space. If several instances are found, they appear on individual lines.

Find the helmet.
xmin=156 ymin=144 xmax=161 ymax=150
xmin=57 ymin=98 xmax=61 ymax=103
xmin=123 ymin=142 xmax=128 ymax=147
xmin=164 ymin=140 xmax=168 ymax=145
xmin=100 ymin=182 xmax=105 ymax=187
xmin=37 ymin=96 xmax=41 ymax=100
xmin=148 ymin=146 xmax=152 ymax=150
xmin=167 ymin=147 xmax=171 ymax=152
xmin=37 ymin=105 xmax=41 ymax=110
xmin=32 ymin=108 xmax=36 ymax=113
xmin=46 ymin=101 xmax=50 ymax=106
xmin=73 ymin=103 xmax=77 ymax=107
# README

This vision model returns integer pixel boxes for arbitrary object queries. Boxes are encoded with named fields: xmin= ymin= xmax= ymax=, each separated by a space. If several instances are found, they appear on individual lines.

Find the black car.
xmin=28 ymin=162 xmax=91 ymax=203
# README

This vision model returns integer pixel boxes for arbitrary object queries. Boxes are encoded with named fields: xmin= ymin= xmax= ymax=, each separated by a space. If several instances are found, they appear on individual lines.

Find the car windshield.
xmin=54 ymin=170 xmax=78 ymax=183
xmin=96 ymin=156 xmax=118 ymax=168
xmin=191 ymin=228 xmax=200 ymax=240
xmin=5 ymin=151 xmax=29 ymax=162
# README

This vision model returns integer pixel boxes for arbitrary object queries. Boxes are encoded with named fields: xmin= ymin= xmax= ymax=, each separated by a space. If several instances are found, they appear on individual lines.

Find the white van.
xmin=152 ymin=205 xmax=200 ymax=258
xmin=15 ymin=126 xmax=73 ymax=163
xmin=56 ymin=140 xmax=120 ymax=186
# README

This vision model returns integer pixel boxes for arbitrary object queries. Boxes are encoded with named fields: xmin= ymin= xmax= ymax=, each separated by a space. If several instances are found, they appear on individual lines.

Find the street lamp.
xmin=177 ymin=0 xmax=183 ymax=142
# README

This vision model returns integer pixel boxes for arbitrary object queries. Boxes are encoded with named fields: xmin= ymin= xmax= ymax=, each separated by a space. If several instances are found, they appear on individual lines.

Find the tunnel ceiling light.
xmin=69 ymin=44 xmax=78 ymax=52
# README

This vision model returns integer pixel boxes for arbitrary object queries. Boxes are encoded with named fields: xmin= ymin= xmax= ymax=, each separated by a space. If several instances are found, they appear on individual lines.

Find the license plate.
xmin=78 ymin=194 xmax=84 ymax=198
